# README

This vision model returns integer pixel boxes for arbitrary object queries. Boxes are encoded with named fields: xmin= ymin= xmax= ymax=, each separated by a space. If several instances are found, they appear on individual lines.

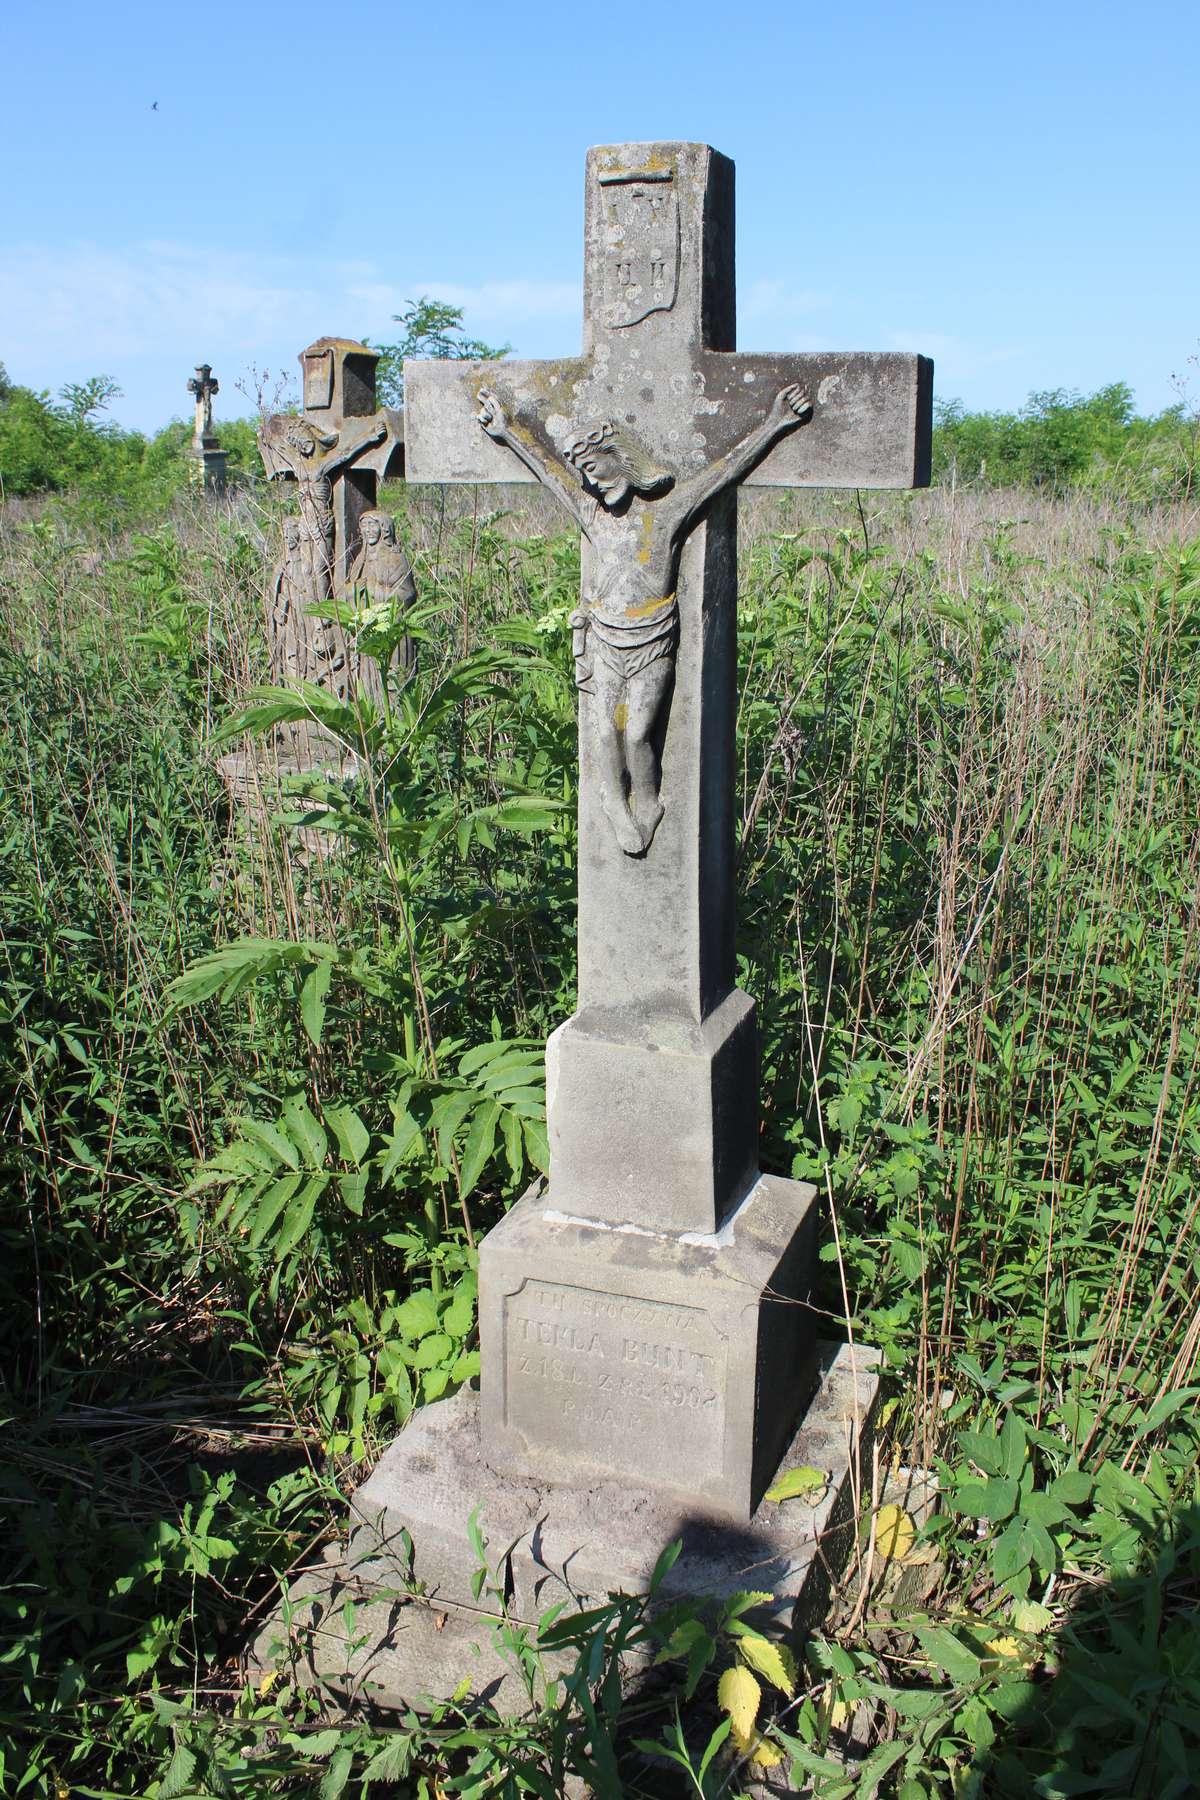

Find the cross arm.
xmin=697 ymin=351 xmax=933 ymax=489
xmin=343 ymin=407 xmax=404 ymax=482
xmin=404 ymin=357 xmax=589 ymax=484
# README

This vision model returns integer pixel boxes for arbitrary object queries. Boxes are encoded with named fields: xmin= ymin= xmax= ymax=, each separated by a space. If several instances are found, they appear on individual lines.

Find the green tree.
xmin=371 ymin=295 xmax=510 ymax=406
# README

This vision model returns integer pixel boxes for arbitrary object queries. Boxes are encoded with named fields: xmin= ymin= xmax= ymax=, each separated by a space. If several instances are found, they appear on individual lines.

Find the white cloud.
xmin=0 ymin=241 xmax=580 ymax=429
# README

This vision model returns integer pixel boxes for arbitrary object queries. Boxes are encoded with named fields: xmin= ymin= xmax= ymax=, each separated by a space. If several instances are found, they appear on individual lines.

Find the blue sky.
xmin=4 ymin=0 xmax=1197 ymax=432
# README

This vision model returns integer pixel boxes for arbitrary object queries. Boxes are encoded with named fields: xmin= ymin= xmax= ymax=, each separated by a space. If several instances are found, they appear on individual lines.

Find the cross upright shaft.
xmin=405 ymin=143 xmax=931 ymax=1233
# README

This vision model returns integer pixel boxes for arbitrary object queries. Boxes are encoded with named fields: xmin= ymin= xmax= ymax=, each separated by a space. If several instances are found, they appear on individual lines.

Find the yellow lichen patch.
xmin=614 ymin=703 xmax=628 ymax=731
xmin=624 ymin=591 xmax=675 ymax=619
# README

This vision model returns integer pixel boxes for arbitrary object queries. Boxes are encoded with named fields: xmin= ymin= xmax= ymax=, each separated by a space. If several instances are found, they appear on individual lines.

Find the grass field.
xmin=2 ymin=473 xmax=1198 ymax=1797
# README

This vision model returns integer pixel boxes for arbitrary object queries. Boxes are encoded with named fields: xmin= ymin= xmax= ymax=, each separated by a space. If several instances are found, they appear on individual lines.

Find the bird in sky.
xmin=152 ymin=101 xmax=158 ymax=111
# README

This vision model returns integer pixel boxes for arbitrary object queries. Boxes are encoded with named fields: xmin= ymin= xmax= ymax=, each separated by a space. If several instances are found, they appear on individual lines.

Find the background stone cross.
xmin=405 ymin=142 xmax=932 ymax=1236
xmin=256 ymin=339 xmax=404 ymax=758
xmin=187 ymin=363 xmax=219 ymax=447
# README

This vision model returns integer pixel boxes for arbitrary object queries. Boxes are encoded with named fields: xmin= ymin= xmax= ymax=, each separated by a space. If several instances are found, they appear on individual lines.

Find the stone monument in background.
xmin=187 ymin=363 xmax=228 ymax=495
xmin=344 ymin=142 xmax=932 ymax=1642
xmin=257 ymin=338 xmax=406 ymax=769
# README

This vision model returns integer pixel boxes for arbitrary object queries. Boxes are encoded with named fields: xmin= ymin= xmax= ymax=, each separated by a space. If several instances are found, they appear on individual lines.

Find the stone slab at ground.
xmin=252 ymin=1343 xmax=877 ymax=1716
xmin=350 ymin=1341 xmax=879 ymax=1632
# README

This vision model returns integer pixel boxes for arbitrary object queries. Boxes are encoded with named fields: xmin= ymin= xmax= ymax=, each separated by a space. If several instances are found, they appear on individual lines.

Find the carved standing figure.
xmin=269 ymin=515 xmax=304 ymax=682
xmin=345 ymin=509 xmax=418 ymax=679
xmin=476 ymin=384 xmax=813 ymax=854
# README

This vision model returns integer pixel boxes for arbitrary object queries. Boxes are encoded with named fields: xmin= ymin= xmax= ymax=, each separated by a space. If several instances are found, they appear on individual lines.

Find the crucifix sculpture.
xmin=371 ymin=142 xmax=933 ymax=1525
xmin=258 ymin=339 xmax=404 ymax=748
xmin=405 ymin=142 xmax=932 ymax=1243
xmin=186 ymin=363 xmax=228 ymax=495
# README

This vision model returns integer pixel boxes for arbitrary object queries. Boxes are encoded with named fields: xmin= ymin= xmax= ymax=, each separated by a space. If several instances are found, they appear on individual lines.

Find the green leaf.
xmin=912 ymin=1626 xmax=982 ymax=1686
xmin=247 ymin=1172 xmax=302 ymax=1249
xmin=441 ymin=1285 xmax=477 ymax=1337
xmin=300 ymin=958 xmax=333 ymax=1047
xmin=412 ymin=1332 xmax=452 ymax=1370
xmin=393 ymin=1289 xmax=440 ymax=1338
xmin=1049 ymin=1469 xmax=1093 ymax=1506
xmin=999 ymin=1411 xmax=1027 ymax=1481
xmin=458 ymin=1097 xmax=501 ymax=1198
xmin=430 ymin=1088 xmax=477 ymax=1163
xmin=318 ymin=1745 xmax=355 ymax=1799
xmin=952 ymin=1476 xmax=1018 ymax=1521
xmin=337 ymin=1168 xmax=369 ymax=1215
xmin=275 ymin=1173 xmax=328 ymax=1258
xmin=521 ymin=1115 xmax=550 ymax=1173
xmin=379 ymin=1107 xmax=423 ymax=1184
xmin=237 ymin=1116 xmax=300 ymax=1171
xmin=765 ymin=1465 xmax=828 ymax=1503
xmin=325 ymin=1103 xmax=370 ymax=1167
xmin=282 ymin=1096 xmax=328 ymax=1167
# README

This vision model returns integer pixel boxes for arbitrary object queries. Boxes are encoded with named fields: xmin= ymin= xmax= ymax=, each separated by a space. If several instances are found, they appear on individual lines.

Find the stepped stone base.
xmin=250 ymin=1344 xmax=878 ymax=1715
xmin=351 ymin=1340 xmax=878 ymax=1631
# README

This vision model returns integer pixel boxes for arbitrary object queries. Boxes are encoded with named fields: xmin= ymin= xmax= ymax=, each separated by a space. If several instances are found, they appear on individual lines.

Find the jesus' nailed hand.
xmin=476 ymin=383 xmax=812 ymax=857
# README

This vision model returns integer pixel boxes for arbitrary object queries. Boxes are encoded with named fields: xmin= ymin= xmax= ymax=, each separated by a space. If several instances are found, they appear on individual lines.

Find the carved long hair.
xmin=563 ymin=421 xmax=673 ymax=496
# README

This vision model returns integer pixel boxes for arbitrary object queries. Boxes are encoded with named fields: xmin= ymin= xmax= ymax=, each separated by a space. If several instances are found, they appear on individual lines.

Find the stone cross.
xmin=186 ymin=362 xmax=228 ymax=495
xmin=258 ymin=339 xmax=404 ymax=745
xmin=406 ymin=143 xmax=931 ymax=1237
xmin=393 ymin=142 xmax=931 ymax=1519
xmin=188 ymin=363 xmax=219 ymax=448
xmin=259 ymin=338 xmax=403 ymax=596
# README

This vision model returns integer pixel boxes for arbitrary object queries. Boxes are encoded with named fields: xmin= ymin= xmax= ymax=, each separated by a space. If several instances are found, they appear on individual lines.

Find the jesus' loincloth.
xmin=569 ymin=593 xmax=678 ymax=692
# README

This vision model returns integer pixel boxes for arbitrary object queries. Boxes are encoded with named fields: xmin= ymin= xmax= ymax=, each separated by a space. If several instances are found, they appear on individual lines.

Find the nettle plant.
xmin=169 ymin=596 xmax=572 ymax=1455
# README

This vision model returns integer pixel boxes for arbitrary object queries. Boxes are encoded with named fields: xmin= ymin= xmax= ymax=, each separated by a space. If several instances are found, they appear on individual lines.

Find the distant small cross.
xmin=187 ymin=364 xmax=219 ymax=442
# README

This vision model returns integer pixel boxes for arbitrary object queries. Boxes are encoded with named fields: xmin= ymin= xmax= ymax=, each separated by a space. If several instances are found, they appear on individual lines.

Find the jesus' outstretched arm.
xmin=476 ymin=389 xmax=590 ymax=535
xmin=668 ymin=384 xmax=813 ymax=536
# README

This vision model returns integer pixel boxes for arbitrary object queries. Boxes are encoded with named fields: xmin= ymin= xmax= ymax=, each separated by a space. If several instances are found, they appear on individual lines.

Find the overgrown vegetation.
xmin=0 ymin=361 xmax=258 ymax=510
xmin=933 ymin=378 xmax=1198 ymax=501
xmin=1 ymin=441 xmax=1198 ymax=1794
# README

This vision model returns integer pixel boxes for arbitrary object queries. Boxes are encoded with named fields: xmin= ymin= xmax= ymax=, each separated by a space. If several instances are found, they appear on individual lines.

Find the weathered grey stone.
xmin=186 ymin=362 xmax=227 ymax=495
xmin=404 ymin=146 xmax=932 ymax=1247
xmin=256 ymin=338 xmax=406 ymax=768
xmin=248 ymin=1565 xmax=578 ymax=1714
xmin=477 ymin=1176 xmax=819 ymax=1520
xmin=346 ymin=509 xmax=417 ymax=679
xmin=361 ymin=141 xmax=926 ymax=1575
xmin=351 ymin=1341 xmax=879 ymax=1629
xmin=546 ymin=988 xmax=758 ymax=1233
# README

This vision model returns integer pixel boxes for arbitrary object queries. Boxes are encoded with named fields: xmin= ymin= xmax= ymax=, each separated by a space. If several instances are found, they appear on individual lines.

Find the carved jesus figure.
xmin=259 ymin=414 xmax=387 ymax=608
xmin=477 ymin=384 xmax=812 ymax=854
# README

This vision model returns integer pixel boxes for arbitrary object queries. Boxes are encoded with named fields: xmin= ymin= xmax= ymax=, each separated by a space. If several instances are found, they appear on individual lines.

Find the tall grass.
xmin=1 ymin=476 xmax=1198 ymax=1795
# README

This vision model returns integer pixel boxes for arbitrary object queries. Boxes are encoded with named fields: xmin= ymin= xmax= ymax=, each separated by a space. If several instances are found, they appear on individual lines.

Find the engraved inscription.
xmin=504 ymin=1280 xmax=727 ymax=1484
xmin=602 ymin=177 xmax=680 ymax=330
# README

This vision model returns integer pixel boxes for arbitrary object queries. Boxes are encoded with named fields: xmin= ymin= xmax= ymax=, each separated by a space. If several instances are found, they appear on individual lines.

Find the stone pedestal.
xmin=478 ymin=1176 xmax=818 ymax=1520
xmin=188 ymin=439 xmax=228 ymax=496
xmin=547 ymin=989 xmax=759 ymax=1234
